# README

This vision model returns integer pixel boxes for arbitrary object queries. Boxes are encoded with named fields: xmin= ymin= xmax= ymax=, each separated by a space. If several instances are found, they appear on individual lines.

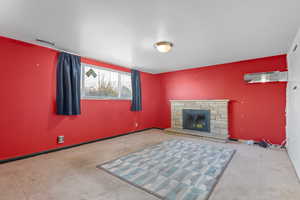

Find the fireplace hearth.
xmin=183 ymin=109 xmax=210 ymax=132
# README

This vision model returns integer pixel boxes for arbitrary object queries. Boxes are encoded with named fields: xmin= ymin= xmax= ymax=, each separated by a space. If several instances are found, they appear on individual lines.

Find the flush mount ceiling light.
xmin=154 ymin=41 xmax=173 ymax=53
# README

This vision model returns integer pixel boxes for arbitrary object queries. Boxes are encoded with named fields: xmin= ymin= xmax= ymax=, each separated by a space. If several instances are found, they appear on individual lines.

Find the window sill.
xmin=81 ymin=97 xmax=132 ymax=101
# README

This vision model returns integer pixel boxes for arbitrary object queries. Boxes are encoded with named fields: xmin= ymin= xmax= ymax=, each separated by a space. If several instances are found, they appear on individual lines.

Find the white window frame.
xmin=81 ymin=63 xmax=132 ymax=100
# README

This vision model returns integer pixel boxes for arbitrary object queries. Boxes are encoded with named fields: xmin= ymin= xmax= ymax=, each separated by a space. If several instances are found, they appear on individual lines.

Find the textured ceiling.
xmin=0 ymin=0 xmax=299 ymax=73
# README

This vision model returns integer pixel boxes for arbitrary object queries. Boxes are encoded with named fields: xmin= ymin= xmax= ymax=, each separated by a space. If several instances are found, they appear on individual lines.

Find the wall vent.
xmin=57 ymin=136 xmax=64 ymax=144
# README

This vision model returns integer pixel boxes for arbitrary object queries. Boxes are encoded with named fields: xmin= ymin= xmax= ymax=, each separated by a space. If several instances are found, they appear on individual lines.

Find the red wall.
xmin=0 ymin=36 xmax=162 ymax=160
xmin=0 ymin=36 xmax=287 ymax=161
xmin=158 ymin=55 xmax=287 ymax=144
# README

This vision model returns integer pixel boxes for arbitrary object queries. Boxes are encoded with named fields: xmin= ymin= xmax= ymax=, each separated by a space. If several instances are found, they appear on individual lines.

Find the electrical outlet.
xmin=57 ymin=136 xmax=64 ymax=144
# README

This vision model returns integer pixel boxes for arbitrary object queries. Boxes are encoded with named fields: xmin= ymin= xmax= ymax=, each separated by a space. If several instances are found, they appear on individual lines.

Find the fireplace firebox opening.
xmin=182 ymin=109 xmax=210 ymax=132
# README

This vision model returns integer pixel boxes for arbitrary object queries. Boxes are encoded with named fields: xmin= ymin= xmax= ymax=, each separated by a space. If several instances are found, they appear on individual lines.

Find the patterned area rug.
xmin=97 ymin=139 xmax=235 ymax=200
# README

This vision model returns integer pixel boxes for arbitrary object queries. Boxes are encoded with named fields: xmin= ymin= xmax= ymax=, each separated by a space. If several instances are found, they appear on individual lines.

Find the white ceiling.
xmin=0 ymin=0 xmax=299 ymax=73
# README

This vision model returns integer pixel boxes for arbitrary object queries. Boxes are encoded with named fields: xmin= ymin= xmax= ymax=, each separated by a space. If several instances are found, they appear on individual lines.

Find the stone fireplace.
xmin=166 ymin=99 xmax=229 ymax=140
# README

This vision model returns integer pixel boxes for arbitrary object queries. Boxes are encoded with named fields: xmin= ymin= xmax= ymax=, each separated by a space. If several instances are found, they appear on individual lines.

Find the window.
xmin=81 ymin=63 xmax=132 ymax=99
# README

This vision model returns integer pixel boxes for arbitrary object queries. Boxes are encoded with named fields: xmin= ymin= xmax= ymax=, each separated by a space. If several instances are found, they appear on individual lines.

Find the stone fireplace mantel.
xmin=166 ymin=99 xmax=230 ymax=140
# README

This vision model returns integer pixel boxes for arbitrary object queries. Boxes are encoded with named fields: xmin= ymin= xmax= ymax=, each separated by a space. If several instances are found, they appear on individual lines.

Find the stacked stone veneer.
xmin=170 ymin=100 xmax=229 ymax=138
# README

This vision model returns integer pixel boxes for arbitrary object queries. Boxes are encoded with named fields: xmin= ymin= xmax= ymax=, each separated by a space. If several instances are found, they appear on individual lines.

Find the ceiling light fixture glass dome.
xmin=154 ymin=41 xmax=173 ymax=53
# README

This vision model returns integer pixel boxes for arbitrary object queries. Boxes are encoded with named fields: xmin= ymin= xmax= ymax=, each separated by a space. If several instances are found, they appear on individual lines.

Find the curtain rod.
xmin=34 ymin=38 xmax=142 ymax=73
xmin=35 ymin=38 xmax=81 ymax=57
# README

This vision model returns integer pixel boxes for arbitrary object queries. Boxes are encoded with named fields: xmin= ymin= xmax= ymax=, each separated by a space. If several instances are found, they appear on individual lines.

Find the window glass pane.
xmin=84 ymin=66 xmax=119 ymax=98
xmin=82 ymin=64 xmax=132 ymax=100
xmin=120 ymin=73 xmax=132 ymax=99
